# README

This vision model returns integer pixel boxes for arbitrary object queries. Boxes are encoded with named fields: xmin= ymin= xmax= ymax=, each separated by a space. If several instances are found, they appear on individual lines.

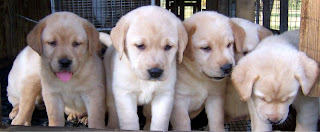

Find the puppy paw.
xmin=78 ymin=113 xmax=88 ymax=125
xmin=67 ymin=113 xmax=78 ymax=124
xmin=9 ymin=105 xmax=19 ymax=120
xmin=11 ymin=117 xmax=31 ymax=126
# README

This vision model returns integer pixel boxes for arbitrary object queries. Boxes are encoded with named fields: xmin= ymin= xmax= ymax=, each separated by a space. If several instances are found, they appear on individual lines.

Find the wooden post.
xmin=262 ymin=0 xmax=270 ymax=28
xmin=196 ymin=0 xmax=201 ymax=12
xmin=255 ymin=0 xmax=260 ymax=24
xmin=280 ymin=0 xmax=288 ymax=33
xmin=300 ymin=0 xmax=320 ymax=97
xmin=235 ymin=0 xmax=255 ymax=22
xmin=218 ymin=0 xmax=229 ymax=16
xmin=0 ymin=0 xmax=7 ymax=61
xmin=179 ymin=0 xmax=184 ymax=20
xmin=0 ymin=76 xmax=2 ymax=126
xmin=155 ymin=0 xmax=161 ymax=6
xmin=206 ymin=0 xmax=218 ymax=11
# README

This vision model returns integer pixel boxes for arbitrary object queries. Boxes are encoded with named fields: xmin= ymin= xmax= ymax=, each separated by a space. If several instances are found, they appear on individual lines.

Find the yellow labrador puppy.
xmin=7 ymin=41 xmax=107 ymax=126
xmin=170 ymin=11 xmax=244 ymax=131
xmin=224 ymin=18 xmax=273 ymax=121
xmin=232 ymin=30 xmax=319 ymax=131
xmin=103 ymin=6 xmax=187 ymax=131
xmin=26 ymin=12 xmax=105 ymax=128
xmin=231 ymin=18 xmax=273 ymax=62
xmin=7 ymin=46 xmax=42 ymax=126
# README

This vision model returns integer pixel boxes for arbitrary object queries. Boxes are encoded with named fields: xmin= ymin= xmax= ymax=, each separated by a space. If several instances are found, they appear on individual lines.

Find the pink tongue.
xmin=56 ymin=72 xmax=72 ymax=82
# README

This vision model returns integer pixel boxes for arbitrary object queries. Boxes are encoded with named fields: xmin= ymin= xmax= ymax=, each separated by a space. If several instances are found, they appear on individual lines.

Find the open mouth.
xmin=55 ymin=71 xmax=73 ymax=82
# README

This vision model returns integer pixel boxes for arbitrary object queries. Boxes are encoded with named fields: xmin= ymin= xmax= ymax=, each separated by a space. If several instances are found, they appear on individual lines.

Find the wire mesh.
xmin=225 ymin=120 xmax=251 ymax=131
xmin=255 ymin=0 xmax=301 ymax=31
xmin=288 ymin=0 xmax=301 ymax=30
xmin=51 ymin=0 xmax=151 ymax=31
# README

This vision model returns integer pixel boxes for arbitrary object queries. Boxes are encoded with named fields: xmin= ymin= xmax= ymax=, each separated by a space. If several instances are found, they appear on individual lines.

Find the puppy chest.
xmin=136 ymin=88 xmax=155 ymax=105
xmin=189 ymin=92 xmax=208 ymax=111
xmin=176 ymin=84 xmax=209 ymax=111
xmin=61 ymin=92 xmax=86 ymax=112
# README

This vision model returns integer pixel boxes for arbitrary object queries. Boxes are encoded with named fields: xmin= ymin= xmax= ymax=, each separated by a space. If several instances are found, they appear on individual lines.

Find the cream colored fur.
xmin=224 ymin=18 xmax=273 ymax=121
xmin=232 ymin=30 xmax=319 ymax=131
xmin=10 ymin=12 xmax=106 ymax=128
xmin=7 ymin=46 xmax=41 ymax=126
xmin=103 ymin=6 xmax=187 ymax=131
xmin=171 ymin=12 xmax=242 ymax=131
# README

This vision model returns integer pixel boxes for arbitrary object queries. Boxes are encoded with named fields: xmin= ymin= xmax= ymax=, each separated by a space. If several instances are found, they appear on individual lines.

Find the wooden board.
xmin=236 ymin=0 xmax=255 ymax=22
xmin=300 ymin=0 xmax=320 ymax=97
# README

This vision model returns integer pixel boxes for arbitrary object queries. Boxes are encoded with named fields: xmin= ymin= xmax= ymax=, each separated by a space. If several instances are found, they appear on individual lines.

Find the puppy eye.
xmin=73 ymin=42 xmax=81 ymax=47
xmin=200 ymin=46 xmax=211 ymax=52
xmin=48 ymin=41 xmax=56 ymax=46
xmin=227 ymin=42 xmax=233 ymax=48
xmin=135 ymin=44 xmax=145 ymax=50
xmin=164 ymin=45 xmax=172 ymax=51
xmin=243 ymin=51 xmax=248 ymax=55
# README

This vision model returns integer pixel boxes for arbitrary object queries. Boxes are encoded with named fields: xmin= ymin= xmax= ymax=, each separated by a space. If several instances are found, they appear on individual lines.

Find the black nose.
xmin=148 ymin=68 xmax=163 ymax=79
xmin=268 ymin=119 xmax=281 ymax=125
xmin=59 ymin=58 xmax=72 ymax=68
xmin=221 ymin=63 xmax=232 ymax=75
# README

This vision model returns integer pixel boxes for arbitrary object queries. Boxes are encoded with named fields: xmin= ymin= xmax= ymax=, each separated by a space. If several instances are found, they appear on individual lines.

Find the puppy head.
xmin=231 ymin=18 xmax=273 ymax=62
xmin=183 ymin=11 xmax=242 ymax=80
xmin=231 ymin=41 xmax=319 ymax=125
xmin=27 ymin=12 xmax=100 ymax=82
xmin=110 ymin=6 xmax=187 ymax=81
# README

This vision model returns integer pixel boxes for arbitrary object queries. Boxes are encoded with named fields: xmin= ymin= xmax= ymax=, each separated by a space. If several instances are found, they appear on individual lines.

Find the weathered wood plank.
xmin=300 ymin=0 xmax=320 ymax=97
xmin=236 ymin=0 xmax=255 ymax=22
xmin=0 ymin=0 xmax=7 ymax=60
xmin=4 ymin=0 xmax=51 ymax=61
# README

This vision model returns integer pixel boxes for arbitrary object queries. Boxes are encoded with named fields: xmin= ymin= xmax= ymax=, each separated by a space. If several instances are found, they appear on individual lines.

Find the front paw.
xmin=67 ymin=113 xmax=78 ymax=124
xmin=78 ymin=114 xmax=88 ymax=126
xmin=9 ymin=105 xmax=19 ymax=119
xmin=11 ymin=117 xmax=31 ymax=126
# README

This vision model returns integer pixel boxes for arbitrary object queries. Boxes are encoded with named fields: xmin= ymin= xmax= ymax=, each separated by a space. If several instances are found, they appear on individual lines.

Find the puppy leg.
xmin=294 ymin=92 xmax=318 ymax=131
xmin=106 ymin=88 xmax=119 ymax=129
xmin=170 ymin=98 xmax=191 ymax=131
xmin=43 ymin=92 xmax=65 ymax=126
xmin=150 ymin=92 xmax=174 ymax=131
xmin=248 ymin=99 xmax=272 ymax=131
xmin=114 ymin=91 xmax=139 ymax=130
xmin=82 ymin=89 xmax=106 ymax=129
xmin=12 ymin=79 xmax=41 ymax=126
xmin=142 ymin=104 xmax=151 ymax=130
xmin=205 ymin=95 xmax=225 ymax=131
xmin=9 ymin=105 xmax=19 ymax=120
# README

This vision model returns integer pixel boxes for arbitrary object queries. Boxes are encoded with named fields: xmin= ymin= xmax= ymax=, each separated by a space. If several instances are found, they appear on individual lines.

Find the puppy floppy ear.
xmin=258 ymin=27 xmax=273 ymax=41
xmin=110 ymin=16 xmax=129 ymax=60
xmin=295 ymin=52 xmax=319 ymax=95
xmin=177 ymin=22 xmax=188 ymax=63
xmin=183 ymin=22 xmax=196 ymax=61
xmin=230 ymin=21 xmax=246 ymax=54
xmin=27 ymin=19 xmax=47 ymax=55
xmin=82 ymin=20 xmax=100 ymax=55
xmin=231 ymin=62 xmax=260 ymax=101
